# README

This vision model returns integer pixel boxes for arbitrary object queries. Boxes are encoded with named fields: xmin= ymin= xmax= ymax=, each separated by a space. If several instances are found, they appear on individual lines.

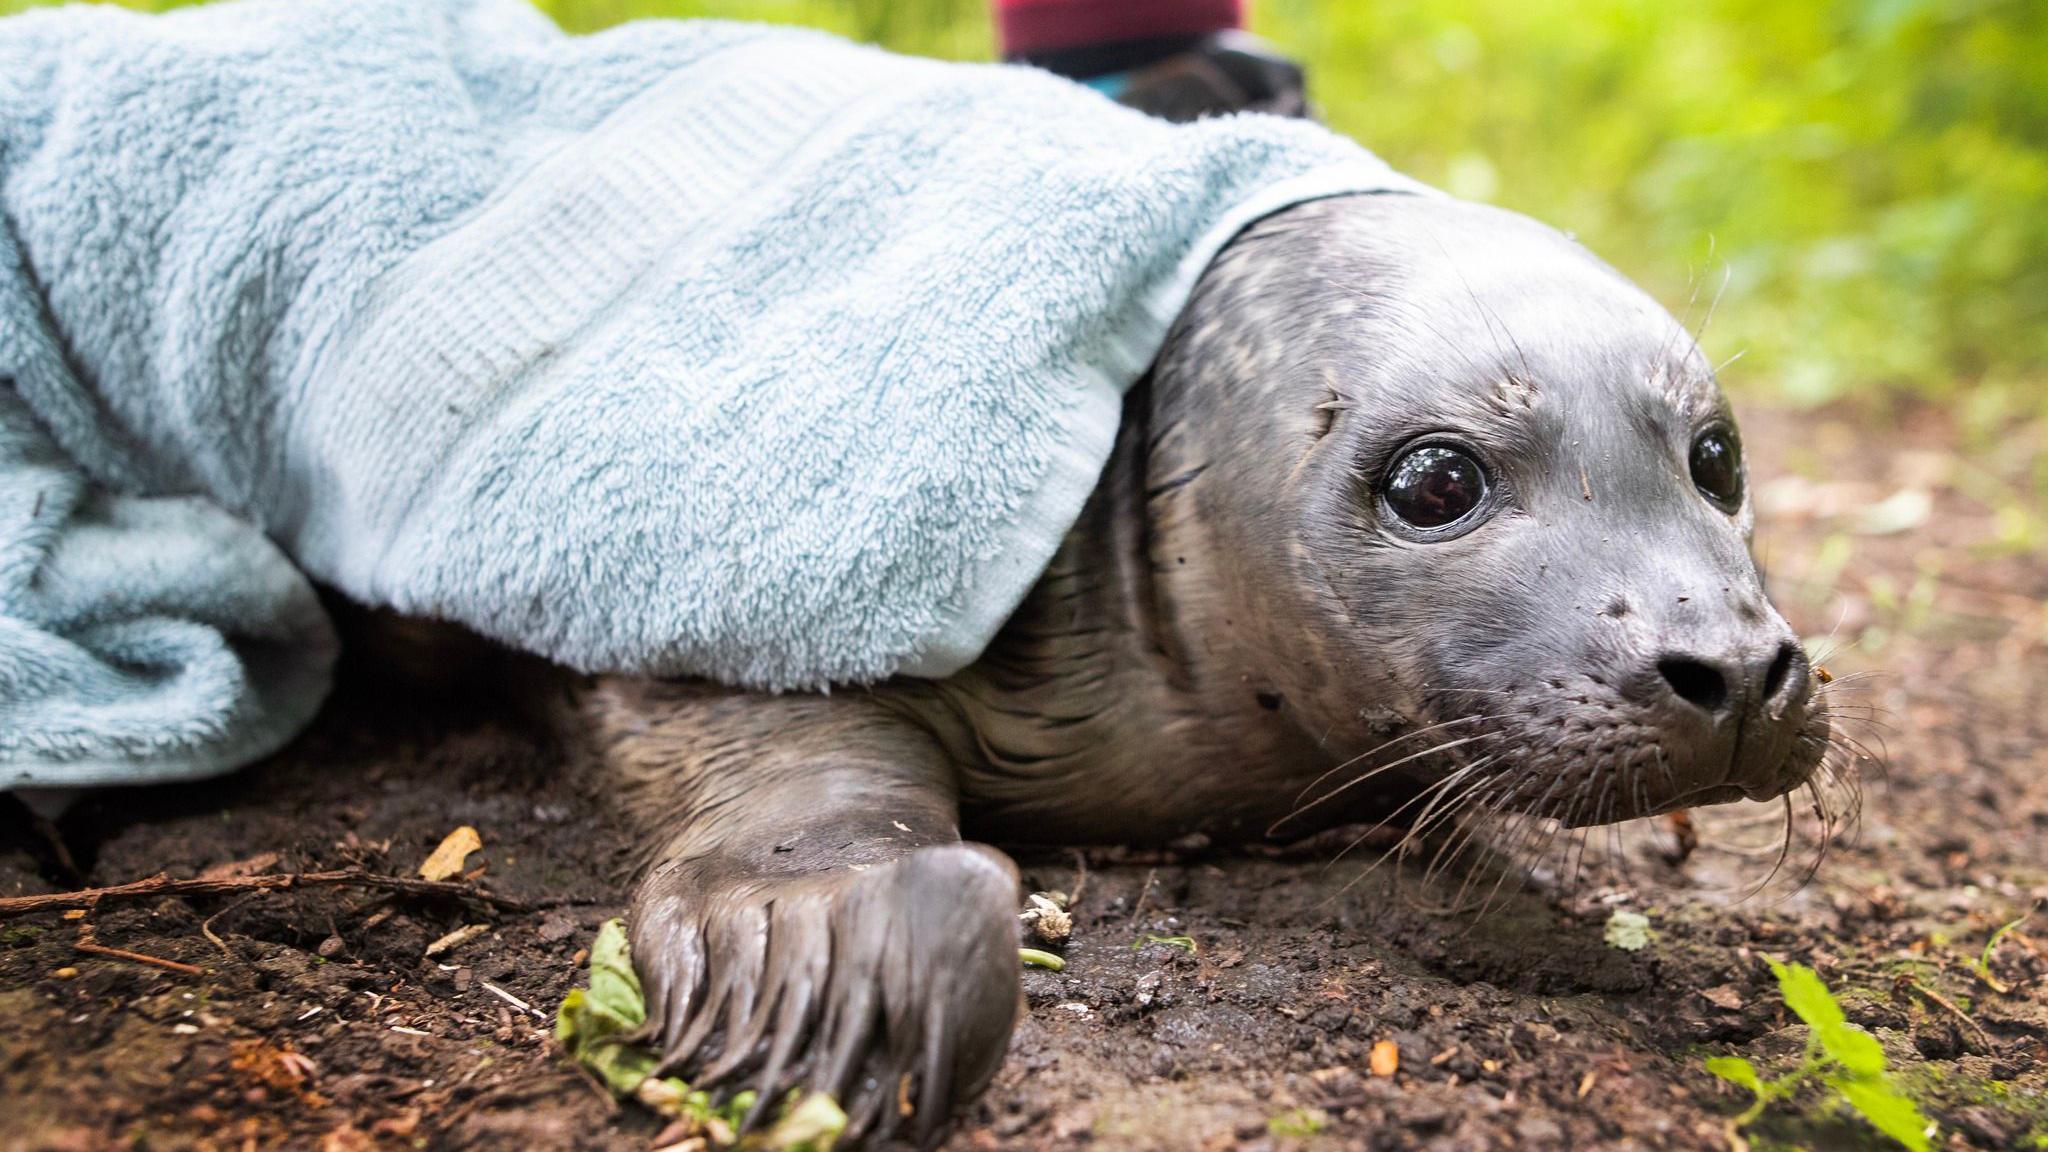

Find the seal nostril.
xmin=1762 ymin=641 xmax=1798 ymax=703
xmin=1657 ymin=657 xmax=1728 ymax=714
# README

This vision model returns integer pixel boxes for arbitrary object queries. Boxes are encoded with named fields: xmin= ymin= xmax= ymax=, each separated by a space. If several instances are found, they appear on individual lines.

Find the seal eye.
xmin=1689 ymin=429 xmax=1743 ymax=508
xmin=1384 ymin=445 xmax=1488 ymax=530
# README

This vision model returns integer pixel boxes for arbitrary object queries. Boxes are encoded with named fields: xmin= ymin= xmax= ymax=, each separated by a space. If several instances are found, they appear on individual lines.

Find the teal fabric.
xmin=0 ymin=0 xmax=1425 ymax=790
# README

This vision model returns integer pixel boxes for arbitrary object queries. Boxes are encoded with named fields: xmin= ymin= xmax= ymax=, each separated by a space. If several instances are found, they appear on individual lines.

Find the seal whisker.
xmin=1556 ymin=784 xmax=1607 ymax=889
xmin=1276 ymin=730 xmax=1503 ymax=834
xmin=1321 ymin=764 xmax=1487 ymax=878
xmin=1322 ymin=756 xmax=1510 ymax=905
xmin=1820 ymin=727 xmax=1890 ymax=791
xmin=1429 ymin=768 xmax=1555 ymax=910
xmin=1764 ymin=778 xmax=1837 ymax=906
xmin=1390 ymin=764 xmax=1546 ymax=917
xmin=1458 ymin=802 xmax=1564 ymax=920
xmin=1391 ymin=755 xmax=1510 ymax=872
xmin=1289 ymin=714 xmax=1496 ymax=808
xmin=1330 ymin=755 xmax=1498 ymax=876
xmin=1690 ymin=262 xmax=1733 ymax=352
xmin=1668 ymin=247 xmax=1711 ymax=363
xmin=1734 ymin=792 xmax=1800 ymax=904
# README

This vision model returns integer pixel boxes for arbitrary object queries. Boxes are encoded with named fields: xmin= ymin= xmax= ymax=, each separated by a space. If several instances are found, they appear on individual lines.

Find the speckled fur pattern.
xmin=571 ymin=192 xmax=1833 ymax=1145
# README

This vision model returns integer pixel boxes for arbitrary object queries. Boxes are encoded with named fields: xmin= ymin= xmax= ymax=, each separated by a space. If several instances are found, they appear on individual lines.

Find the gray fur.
xmin=574 ymin=191 xmax=1830 ymax=1144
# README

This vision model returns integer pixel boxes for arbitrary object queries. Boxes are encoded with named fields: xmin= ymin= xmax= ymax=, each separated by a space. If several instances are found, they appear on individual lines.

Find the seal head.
xmin=1159 ymin=193 xmax=1831 ymax=829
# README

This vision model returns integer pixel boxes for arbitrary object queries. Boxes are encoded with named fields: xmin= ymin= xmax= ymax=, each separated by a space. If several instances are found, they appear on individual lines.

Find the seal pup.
xmin=579 ymin=191 xmax=1834 ymax=1144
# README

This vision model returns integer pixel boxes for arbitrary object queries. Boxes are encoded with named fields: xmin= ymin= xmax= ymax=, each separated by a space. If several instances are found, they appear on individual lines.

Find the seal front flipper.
xmin=583 ymin=680 xmax=1020 ymax=1146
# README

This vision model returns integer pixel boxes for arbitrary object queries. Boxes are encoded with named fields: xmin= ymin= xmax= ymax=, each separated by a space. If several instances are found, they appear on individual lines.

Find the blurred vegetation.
xmin=21 ymin=0 xmax=2048 ymax=410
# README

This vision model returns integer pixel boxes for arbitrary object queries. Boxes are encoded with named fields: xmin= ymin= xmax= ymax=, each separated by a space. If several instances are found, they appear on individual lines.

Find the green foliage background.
xmin=15 ymin=0 xmax=2047 ymax=408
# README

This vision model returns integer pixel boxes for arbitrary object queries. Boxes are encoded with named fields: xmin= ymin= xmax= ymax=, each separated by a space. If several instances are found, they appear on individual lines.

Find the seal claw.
xmin=630 ymin=843 xmax=1020 ymax=1147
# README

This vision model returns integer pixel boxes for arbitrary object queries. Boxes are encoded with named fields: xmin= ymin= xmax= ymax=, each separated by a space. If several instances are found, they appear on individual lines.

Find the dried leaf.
xmin=418 ymin=825 xmax=483 ymax=882
xmin=1700 ymin=984 xmax=1747 ymax=1011
xmin=1604 ymin=909 xmax=1652 ymax=951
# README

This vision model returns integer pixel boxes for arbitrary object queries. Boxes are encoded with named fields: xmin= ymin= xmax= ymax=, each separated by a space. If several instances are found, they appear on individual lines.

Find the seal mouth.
xmin=1646 ymin=783 xmax=1748 ymax=817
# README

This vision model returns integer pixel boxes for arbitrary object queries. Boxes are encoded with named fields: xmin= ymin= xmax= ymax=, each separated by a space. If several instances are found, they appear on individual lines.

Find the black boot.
xmin=1011 ymin=29 xmax=1310 ymax=122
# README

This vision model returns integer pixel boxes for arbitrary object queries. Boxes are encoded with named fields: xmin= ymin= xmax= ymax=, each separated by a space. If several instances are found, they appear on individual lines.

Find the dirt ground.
xmin=3 ymin=400 xmax=2045 ymax=1152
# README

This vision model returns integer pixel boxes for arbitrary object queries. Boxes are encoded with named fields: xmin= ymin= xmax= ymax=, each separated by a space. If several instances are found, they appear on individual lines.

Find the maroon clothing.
xmin=995 ymin=0 xmax=1242 ymax=57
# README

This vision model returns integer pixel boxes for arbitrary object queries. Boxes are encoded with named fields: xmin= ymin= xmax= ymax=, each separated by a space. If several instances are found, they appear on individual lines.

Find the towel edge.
xmin=0 ymin=625 xmax=339 ymax=790
xmin=897 ymin=162 xmax=1430 ymax=680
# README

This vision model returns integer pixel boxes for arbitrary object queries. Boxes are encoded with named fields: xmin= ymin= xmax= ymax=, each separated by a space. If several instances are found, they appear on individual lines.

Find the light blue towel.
xmin=0 ymin=0 xmax=1426 ymax=791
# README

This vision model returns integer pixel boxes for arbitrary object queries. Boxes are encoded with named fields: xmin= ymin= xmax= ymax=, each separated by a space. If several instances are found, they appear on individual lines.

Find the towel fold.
xmin=0 ymin=0 xmax=1426 ymax=791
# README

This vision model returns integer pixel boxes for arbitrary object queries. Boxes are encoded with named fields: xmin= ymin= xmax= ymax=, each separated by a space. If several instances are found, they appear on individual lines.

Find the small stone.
xmin=316 ymin=935 xmax=345 ymax=959
xmin=1133 ymin=970 xmax=1163 ymax=1008
xmin=1369 ymin=1039 xmax=1400 ymax=1078
xmin=1396 ymin=1101 xmax=1449 ymax=1132
xmin=1953 ymin=1105 xmax=2021 ymax=1147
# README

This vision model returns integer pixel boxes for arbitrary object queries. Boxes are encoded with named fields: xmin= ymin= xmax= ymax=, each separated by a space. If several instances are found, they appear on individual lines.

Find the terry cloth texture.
xmin=0 ymin=0 xmax=1428 ymax=791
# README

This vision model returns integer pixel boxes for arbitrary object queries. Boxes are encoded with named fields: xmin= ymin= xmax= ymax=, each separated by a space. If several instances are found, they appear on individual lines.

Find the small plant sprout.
xmin=1968 ymin=905 xmax=2035 ymax=994
xmin=1705 ymin=959 xmax=1935 ymax=1151
xmin=1131 ymin=934 xmax=1197 ymax=954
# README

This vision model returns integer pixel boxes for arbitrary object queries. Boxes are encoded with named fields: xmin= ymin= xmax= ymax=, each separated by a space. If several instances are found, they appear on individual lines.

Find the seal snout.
xmin=1655 ymin=637 xmax=1808 ymax=724
xmin=1644 ymin=616 xmax=1819 ymax=802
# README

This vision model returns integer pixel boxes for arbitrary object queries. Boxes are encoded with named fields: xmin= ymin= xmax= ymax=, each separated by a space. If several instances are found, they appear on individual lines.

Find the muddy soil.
xmin=3 ymin=401 xmax=2045 ymax=1152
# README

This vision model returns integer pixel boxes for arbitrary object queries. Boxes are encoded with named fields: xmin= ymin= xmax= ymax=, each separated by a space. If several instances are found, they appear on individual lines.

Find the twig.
xmin=73 ymin=939 xmax=205 ymax=976
xmin=1128 ymin=867 xmax=1158 ymax=924
xmin=1068 ymin=849 xmax=1088 ymax=909
xmin=1907 ymin=978 xmax=1994 ymax=1051
xmin=0 ymin=869 xmax=571 ymax=919
xmin=479 ymin=980 xmax=542 ymax=1018
xmin=74 ymin=921 xmax=205 ymax=976
xmin=199 ymin=891 xmax=269 ymax=960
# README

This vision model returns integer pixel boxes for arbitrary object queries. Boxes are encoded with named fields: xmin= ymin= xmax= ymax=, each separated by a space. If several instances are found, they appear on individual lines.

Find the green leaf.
xmin=1767 ymin=960 xmax=1892 ymax=1078
xmin=1018 ymin=947 xmax=1066 ymax=971
xmin=555 ymin=922 xmax=845 ymax=1147
xmin=1818 ymin=1021 xmax=1888 ymax=1078
xmin=1704 ymin=1055 xmax=1764 ymax=1096
xmin=1830 ymin=1074 xmax=1935 ymax=1152
xmin=1983 ymin=911 xmax=2030 ymax=965
xmin=1769 ymin=959 xmax=1848 ymax=1033
xmin=555 ymin=919 xmax=659 ymax=1096
xmin=1977 ymin=906 xmax=2035 ymax=990
xmin=752 ymin=1091 xmax=849 ymax=1151
xmin=1131 ymin=934 xmax=1198 ymax=954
